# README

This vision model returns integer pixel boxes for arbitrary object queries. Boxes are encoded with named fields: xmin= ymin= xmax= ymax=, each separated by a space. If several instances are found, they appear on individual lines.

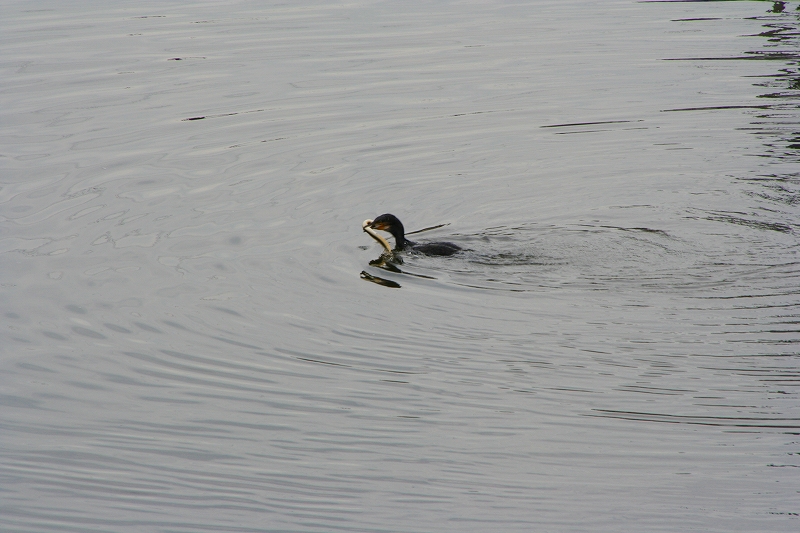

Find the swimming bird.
xmin=365 ymin=213 xmax=461 ymax=256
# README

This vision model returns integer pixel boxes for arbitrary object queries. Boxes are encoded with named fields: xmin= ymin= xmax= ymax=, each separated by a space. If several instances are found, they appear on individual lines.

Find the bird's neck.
xmin=389 ymin=228 xmax=406 ymax=248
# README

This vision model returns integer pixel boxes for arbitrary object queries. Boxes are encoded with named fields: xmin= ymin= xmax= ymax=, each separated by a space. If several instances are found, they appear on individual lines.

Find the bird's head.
xmin=368 ymin=213 xmax=402 ymax=233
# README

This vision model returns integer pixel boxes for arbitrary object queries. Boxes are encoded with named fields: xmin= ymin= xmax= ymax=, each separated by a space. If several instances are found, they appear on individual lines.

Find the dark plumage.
xmin=368 ymin=214 xmax=461 ymax=256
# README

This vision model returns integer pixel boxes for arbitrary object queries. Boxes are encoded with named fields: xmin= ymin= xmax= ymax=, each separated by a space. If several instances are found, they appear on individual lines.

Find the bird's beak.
xmin=369 ymin=221 xmax=388 ymax=231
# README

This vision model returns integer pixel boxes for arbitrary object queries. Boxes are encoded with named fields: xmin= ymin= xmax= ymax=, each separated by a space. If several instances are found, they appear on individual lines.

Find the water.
xmin=1 ymin=0 xmax=799 ymax=531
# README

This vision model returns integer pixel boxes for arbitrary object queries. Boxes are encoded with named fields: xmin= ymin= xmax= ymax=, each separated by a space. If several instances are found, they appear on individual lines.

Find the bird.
xmin=364 ymin=213 xmax=461 ymax=256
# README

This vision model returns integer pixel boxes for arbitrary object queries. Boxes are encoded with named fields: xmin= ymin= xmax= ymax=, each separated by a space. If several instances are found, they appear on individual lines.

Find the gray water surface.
xmin=2 ymin=1 xmax=799 ymax=531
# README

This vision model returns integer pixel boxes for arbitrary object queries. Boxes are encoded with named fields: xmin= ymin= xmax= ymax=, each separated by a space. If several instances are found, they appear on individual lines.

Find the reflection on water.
xmin=665 ymin=4 xmax=800 ymax=240
xmin=2 ymin=1 xmax=800 ymax=531
xmin=360 ymin=270 xmax=401 ymax=288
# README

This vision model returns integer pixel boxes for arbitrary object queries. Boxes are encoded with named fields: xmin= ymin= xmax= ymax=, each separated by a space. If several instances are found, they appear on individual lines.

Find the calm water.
xmin=2 ymin=0 xmax=799 ymax=531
